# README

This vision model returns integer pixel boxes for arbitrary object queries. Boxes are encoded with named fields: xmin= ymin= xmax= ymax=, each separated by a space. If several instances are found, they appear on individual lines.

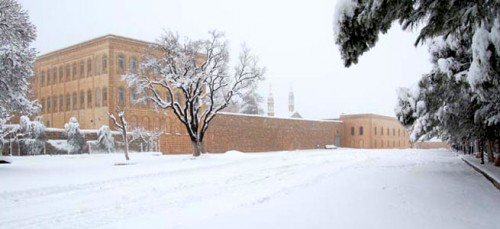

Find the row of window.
xmin=350 ymin=126 xmax=404 ymax=137
xmin=41 ymin=86 xmax=180 ymax=114
xmin=38 ymin=54 xmax=139 ymax=86
xmin=40 ymin=88 xmax=108 ymax=113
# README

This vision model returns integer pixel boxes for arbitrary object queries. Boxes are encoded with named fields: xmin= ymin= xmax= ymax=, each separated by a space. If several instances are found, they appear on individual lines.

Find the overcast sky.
xmin=19 ymin=0 xmax=431 ymax=120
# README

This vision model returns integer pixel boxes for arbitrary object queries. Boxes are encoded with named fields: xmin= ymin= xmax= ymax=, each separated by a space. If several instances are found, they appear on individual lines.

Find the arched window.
xmin=398 ymin=129 xmax=401 ymax=136
xmin=41 ymin=70 xmax=45 ymax=86
xmin=130 ymin=116 xmax=138 ymax=128
xmin=153 ymin=117 xmax=160 ymax=130
xmin=350 ymin=127 xmax=355 ymax=136
xmin=72 ymin=92 xmax=77 ymax=110
xmin=80 ymin=60 xmax=84 ymax=78
xmin=374 ymin=126 xmax=377 ymax=135
xmin=59 ymin=95 xmax=64 ymax=112
xmin=102 ymin=87 xmax=108 ymax=106
xmin=52 ymin=67 xmax=57 ymax=84
xmin=117 ymin=54 xmax=125 ymax=72
xmin=95 ymin=88 xmax=101 ymax=107
xmin=142 ymin=116 xmax=150 ymax=130
xmin=87 ymin=90 xmax=92 ymax=108
xmin=359 ymin=126 xmax=364 ymax=135
xmin=80 ymin=90 xmax=85 ymax=109
xmin=40 ymin=98 xmax=45 ymax=113
xmin=72 ymin=63 xmax=77 ymax=80
xmin=52 ymin=96 xmax=57 ymax=113
xmin=102 ymin=55 xmax=107 ymax=73
xmin=65 ymin=94 xmax=70 ymax=111
xmin=95 ymin=56 xmax=100 ymax=75
xmin=65 ymin=64 xmax=70 ymax=82
xmin=59 ymin=66 xmax=63 ymax=82
xmin=87 ymin=58 xmax=92 ymax=77
xmin=130 ymin=57 xmax=138 ymax=73
xmin=117 ymin=87 xmax=125 ymax=106
xmin=393 ymin=128 xmax=395 ymax=136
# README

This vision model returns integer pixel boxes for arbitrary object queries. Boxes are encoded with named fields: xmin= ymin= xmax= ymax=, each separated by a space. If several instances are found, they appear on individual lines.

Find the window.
xmin=130 ymin=90 xmax=138 ymax=106
xmin=95 ymin=56 xmax=100 ymax=75
xmin=72 ymin=63 xmax=77 ymax=80
xmin=398 ymin=129 xmax=401 ymax=137
xmin=350 ymin=127 xmax=354 ymax=136
xmin=154 ymin=117 xmax=160 ymax=130
xmin=87 ymin=90 xmax=92 ymax=108
xmin=102 ymin=87 xmax=108 ymax=106
xmin=52 ymin=67 xmax=57 ymax=84
xmin=52 ymin=96 xmax=57 ymax=113
xmin=41 ymin=71 xmax=45 ymax=86
xmin=387 ymin=128 xmax=389 ymax=136
xmin=102 ymin=55 xmax=107 ymax=73
xmin=80 ymin=91 xmax=85 ymax=109
xmin=87 ymin=58 xmax=92 ymax=77
xmin=80 ymin=60 xmax=84 ymax=78
xmin=117 ymin=87 xmax=125 ymax=106
xmin=65 ymin=94 xmax=70 ymax=111
xmin=40 ymin=98 xmax=45 ymax=113
xmin=59 ymin=66 xmax=63 ymax=82
xmin=72 ymin=92 xmax=77 ymax=110
xmin=142 ymin=116 xmax=150 ymax=130
xmin=117 ymin=54 xmax=125 ymax=72
xmin=95 ymin=88 xmax=101 ymax=107
xmin=47 ymin=97 xmax=51 ymax=113
xmin=381 ymin=127 xmax=383 ymax=136
xmin=65 ymin=64 xmax=70 ymax=82
xmin=130 ymin=57 xmax=137 ymax=73
xmin=59 ymin=95 xmax=64 ymax=112
xmin=393 ymin=128 xmax=395 ymax=136
xmin=359 ymin=126 xmax=364 ymax=135
xmin=374 ymin=127 xmax=377 ymax=135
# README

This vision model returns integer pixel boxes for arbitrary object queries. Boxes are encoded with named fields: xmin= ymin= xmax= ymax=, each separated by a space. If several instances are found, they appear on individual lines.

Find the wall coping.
xmin=218 ymin=112 xmax=343 ymax=123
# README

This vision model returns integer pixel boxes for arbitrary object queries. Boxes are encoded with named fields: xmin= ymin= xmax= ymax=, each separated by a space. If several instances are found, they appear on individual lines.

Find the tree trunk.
xmin=480 ymin=139 xmax=485 ymax=164
xmin=122 ymin=129 xmax=130 ymax=161
xmin=191 ymin=140 xmax=204 ymax=157
xmin=487 ymin=140 xmax=494 ymax=163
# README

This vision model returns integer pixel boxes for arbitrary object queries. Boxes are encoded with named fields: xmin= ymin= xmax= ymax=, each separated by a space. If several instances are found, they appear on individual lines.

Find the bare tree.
xmin=126 ymin=31 xmax=264 ymax=157
xmin=130 ymin=127 xmax=163 ymax=152
xmin=108 ymin=111 xmax=130 ymax=160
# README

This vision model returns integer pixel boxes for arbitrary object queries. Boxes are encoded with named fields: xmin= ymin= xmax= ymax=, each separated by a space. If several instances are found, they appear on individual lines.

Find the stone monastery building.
xmin=31 ymin=35 xmax=410 ymax=154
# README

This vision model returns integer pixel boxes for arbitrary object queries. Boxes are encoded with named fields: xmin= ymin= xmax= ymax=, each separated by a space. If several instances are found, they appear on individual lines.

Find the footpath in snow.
xmin=1 ymin=149 xmax=499 ymax=229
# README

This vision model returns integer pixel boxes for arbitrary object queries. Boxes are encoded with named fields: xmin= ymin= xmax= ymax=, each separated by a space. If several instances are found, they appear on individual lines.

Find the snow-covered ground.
xmin=1 ymin=149 xmax=499 ymax=229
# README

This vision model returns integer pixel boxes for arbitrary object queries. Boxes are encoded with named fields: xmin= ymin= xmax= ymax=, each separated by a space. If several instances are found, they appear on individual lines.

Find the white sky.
xmin=19 ymin=0 xmax=431 ymax=120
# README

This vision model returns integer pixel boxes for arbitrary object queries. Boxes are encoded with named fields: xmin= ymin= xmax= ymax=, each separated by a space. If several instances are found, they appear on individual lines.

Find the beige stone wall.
xmin=340 ymin=114 xmax=410 ymax=149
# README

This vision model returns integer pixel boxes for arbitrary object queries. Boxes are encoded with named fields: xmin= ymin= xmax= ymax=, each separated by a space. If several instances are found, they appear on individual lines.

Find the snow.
xmin=1 ymin=149 xmax=499 ymax=229
xmin=47 ymin=139 xmax=68 ymax=151
xmin=460 ymin=154 xmax=500 ymax=186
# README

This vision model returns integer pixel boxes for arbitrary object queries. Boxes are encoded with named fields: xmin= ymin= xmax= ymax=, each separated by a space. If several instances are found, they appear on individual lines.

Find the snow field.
xmin=1 ymin=149 xmax=499 ymax=229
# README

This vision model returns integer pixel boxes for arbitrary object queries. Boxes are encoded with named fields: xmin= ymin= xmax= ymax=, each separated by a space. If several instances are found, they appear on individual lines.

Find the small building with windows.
xmin=339 ymin=113 xmax=410 ymax=149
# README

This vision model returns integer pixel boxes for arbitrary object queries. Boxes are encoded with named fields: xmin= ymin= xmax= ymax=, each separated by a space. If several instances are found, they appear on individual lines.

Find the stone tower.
xmin=267 ymin=85 xmax=274 ymax=117
xmin=288 ymin=86 xmax=294 ymax=113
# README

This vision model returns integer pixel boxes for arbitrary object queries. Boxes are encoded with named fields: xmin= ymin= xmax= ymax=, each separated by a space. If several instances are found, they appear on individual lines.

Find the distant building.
xmin=267 ymin=85 xmax=275 ymax=117
xmin=338 ymin=113 xmax=410 ymax=149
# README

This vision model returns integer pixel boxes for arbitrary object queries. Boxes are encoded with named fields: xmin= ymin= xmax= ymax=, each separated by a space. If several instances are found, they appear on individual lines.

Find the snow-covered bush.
xmin=17 ymin=115 xmax=46 ymax=155
xmin=64 ymin=117 xmax=85 ymax=154
xmin=98 ymin=125 xmax=114 ymax=153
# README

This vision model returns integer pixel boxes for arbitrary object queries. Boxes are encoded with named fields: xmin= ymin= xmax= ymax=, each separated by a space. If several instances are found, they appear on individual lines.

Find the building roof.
xmin=37 ymin=34 xmax=153 ymax=60
xmin=339 ymin=113 xmax=398 ymax=121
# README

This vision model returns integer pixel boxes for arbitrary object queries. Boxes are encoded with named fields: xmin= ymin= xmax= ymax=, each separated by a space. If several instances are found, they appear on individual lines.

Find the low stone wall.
xmin=159 ymin=113 xmax=343 ymax=154
xmin=413 ymin=141 xmax=451 ymax=149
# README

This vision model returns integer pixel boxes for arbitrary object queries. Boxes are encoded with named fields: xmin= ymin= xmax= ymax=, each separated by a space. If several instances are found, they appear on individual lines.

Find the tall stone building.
xmin=32 ymin=35 xmax=189 ymax=150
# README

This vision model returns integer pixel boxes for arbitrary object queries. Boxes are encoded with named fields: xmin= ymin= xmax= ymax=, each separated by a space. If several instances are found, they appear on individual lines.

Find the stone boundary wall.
xmin=159 ymin=113 xmax=344 ymax=154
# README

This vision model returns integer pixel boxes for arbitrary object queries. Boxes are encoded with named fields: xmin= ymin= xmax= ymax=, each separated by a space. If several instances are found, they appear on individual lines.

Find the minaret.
xmin=267 ymin=84 xmax=274 ymax=117
xmin=288 ymin=86 xmax=294 ymax=113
